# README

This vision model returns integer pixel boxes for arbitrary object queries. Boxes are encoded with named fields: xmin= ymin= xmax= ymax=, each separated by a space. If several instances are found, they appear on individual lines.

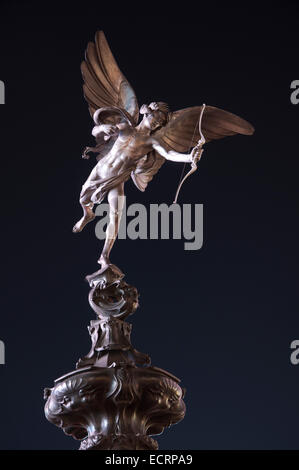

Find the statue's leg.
xmin=73 ymin=193 xmax=95 ymax=233
xmin=98 ymin=183 xmax=124 ymax=267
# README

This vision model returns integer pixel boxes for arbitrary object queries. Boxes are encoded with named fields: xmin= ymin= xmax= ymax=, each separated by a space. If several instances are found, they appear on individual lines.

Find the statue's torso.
xmin=93 ymin=127 xmax=153 ymax=179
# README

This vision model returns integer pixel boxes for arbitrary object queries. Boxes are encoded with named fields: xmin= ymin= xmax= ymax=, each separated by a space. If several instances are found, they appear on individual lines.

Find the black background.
xmin=0 ymin=1 xmax=299 ymax=450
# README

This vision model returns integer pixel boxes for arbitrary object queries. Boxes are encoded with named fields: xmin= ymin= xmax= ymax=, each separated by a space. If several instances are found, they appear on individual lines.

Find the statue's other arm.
xmin=92 ymin=124 xmax=118 ymax=139
xmin=82 ymin=124 xmax=119 ymax=159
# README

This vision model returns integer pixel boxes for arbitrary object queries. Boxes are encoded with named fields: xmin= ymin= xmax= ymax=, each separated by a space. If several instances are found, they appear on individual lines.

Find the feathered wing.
xmin=131 ymin=151 xmax=165 ymax=192
xmin=154 ymin=105 xmax=254 ymax=153
xmin=81 ymin=30 xmax=139 ymax=124
xmin=131 ymin=105 xmax=254 ymax=191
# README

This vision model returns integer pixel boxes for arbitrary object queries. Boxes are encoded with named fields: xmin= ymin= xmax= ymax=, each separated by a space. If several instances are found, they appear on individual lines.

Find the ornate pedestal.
xmin=44 ymin=266 xmax=186 ymax=450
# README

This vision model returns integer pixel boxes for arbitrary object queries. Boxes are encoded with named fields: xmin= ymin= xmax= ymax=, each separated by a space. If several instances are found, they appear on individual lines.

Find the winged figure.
xmin=73 ymin=31 xmax=254 ymax=269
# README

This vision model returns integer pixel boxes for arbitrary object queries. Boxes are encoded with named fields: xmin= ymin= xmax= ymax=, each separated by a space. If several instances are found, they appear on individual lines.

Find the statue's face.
xmin=142 ymin=109 xmax=166 ymax=131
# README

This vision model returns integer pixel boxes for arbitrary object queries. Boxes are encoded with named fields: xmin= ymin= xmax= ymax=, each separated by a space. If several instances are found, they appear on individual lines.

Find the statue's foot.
xmin=86 ymin=263 xmax=125 ymax=289
xmin=72 ymin=213 xmax=95 ymax=233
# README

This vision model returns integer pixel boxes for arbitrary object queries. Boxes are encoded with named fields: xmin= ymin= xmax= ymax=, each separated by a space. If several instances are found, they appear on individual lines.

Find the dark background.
xmin=0 ymin=1 xmax=298 ymax=450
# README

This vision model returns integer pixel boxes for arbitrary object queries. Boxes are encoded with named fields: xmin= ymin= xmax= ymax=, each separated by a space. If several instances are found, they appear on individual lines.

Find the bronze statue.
xmin=44 ymin=31 xmax=255 ymax=451
xmin=73 ymin=31 xmax=254 ymax=271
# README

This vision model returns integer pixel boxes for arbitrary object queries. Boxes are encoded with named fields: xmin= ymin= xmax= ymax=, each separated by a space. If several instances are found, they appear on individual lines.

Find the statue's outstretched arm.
xmin=152 ymin=141 xmax=193 ymax=163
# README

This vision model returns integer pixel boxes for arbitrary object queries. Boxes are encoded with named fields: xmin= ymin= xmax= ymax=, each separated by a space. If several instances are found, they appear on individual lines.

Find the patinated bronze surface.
xmin=44 ymin=31 xmax=254 ymax=450
xmin=72 ymin=31 xmax=254 ymax=274
xmin=44 ymin=271 xmax=185 ymax=450
xmin=44 ymin=366 xmax=185 ymax=451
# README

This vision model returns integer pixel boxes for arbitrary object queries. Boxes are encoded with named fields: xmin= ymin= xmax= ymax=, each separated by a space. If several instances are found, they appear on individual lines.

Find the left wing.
xmin=130 ymin=105 xmax=254 ymax=192
xmin=154 ymin=105 xmax=254 ymax=153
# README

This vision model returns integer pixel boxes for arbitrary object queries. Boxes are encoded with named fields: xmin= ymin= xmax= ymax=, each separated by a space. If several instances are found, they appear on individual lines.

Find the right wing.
xmin=81 ymin=30 xmax=139 ymax=124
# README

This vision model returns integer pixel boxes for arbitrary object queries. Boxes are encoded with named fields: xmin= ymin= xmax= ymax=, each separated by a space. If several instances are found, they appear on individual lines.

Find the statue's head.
xmin=140 ymin=102 xmax=169 ymax=131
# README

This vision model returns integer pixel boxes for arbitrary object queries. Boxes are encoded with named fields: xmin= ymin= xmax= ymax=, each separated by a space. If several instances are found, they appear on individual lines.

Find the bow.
xmin=173 ymin=103 xmax=206 ymax=203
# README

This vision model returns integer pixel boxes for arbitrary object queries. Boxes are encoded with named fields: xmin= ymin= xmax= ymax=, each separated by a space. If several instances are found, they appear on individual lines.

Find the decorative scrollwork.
xmin=88 ymin=280 xmax=138 ymax=320
xmin=44 ymin=269 xmax=185 ymax=450
xmin=44 ymin=366 xmax=185 ymax=450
